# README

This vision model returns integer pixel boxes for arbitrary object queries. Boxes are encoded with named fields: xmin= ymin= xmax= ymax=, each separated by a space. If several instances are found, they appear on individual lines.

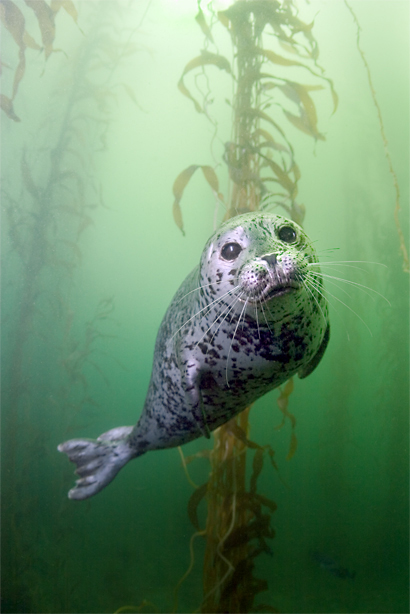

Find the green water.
xmin=1 ymin=1 xmax=408 ymax=613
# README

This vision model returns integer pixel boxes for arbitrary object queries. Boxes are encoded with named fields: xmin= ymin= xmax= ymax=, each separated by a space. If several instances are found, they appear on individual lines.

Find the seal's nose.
xmin=262 ymin=253 xmax=277 ymax=267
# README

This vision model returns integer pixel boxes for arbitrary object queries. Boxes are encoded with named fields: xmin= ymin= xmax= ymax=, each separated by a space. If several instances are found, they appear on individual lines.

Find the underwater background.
xmin=1 ymin=1 xmax=409 ymax=613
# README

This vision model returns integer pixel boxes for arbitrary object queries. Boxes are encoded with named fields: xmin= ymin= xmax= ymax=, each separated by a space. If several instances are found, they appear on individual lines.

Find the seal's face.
xmin=200 ymin=212 xmax=321 ymax=318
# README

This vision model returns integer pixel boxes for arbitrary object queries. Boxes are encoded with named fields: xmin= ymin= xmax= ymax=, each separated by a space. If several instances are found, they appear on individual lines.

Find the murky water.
xmin=1 ymin=1 xmax=408 ymax=612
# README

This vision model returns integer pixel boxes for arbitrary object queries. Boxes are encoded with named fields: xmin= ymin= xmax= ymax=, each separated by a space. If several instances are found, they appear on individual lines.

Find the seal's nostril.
xmin=263 ymin=253 xmax=277 ymax=267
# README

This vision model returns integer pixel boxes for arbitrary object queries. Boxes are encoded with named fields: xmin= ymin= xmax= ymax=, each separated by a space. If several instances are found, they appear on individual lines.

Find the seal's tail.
xmin=58 ymin=426 xmax=137 ymax=500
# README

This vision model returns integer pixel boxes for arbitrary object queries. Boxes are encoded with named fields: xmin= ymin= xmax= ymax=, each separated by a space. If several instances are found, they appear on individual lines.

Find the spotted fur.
xmin=58 ymin=213 xmax=329 ymax=499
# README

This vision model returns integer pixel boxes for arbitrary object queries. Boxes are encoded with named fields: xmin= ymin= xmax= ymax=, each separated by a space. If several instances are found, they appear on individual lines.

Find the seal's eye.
xmin=278 ymin=226 xmax=297 ymax=243
xmin=221 ymin=242 xmax=242 ymax=261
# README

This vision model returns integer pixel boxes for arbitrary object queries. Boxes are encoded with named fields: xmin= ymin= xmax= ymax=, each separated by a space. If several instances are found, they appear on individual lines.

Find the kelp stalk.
xmin=171 ymin=1 xmax=335 ymax=611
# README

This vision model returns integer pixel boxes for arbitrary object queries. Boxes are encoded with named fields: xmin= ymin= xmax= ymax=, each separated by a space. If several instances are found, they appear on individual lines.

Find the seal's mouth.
xmin=237 ymin=258 xmax=303 ymax=304
xmin=238 ymin=282 xmax=300 ymax=304
xmin=264 ymin=284 xmax=298 ymax=300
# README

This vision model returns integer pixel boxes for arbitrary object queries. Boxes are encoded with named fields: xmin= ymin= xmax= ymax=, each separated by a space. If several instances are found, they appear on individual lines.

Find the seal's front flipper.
xmin=183 ymin=360 xmax=211 ymax=439
xmin=58 ymin=426 xmax=136 ymax=500
xmin=298 ymin=323 xmax=330 ymax=379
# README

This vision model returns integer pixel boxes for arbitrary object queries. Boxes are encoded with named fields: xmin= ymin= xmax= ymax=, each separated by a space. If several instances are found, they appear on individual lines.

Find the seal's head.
xmin=200 ymin=212 xmax=324 ymax=321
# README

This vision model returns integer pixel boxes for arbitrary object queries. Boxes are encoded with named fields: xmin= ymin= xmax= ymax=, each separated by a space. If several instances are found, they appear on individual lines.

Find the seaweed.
xmin=343 ymin=0 xmax=409 ymax=274
xmin=1 ymin=2 xmax=144 ymax=610
xmin=170 ymin=1 xmax=336 ymax=611
xmin=0 ymin=0 xmax=81 ymax=121
xmin=171 ymin=3 xmax=407 ymax=609
xmin=173 ymin=1 xmax=336 ymax=234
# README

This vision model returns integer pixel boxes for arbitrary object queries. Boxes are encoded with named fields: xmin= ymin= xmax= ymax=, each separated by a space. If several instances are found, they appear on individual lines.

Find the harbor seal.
xmin=58 ymin=212 xmax=329 ymax=500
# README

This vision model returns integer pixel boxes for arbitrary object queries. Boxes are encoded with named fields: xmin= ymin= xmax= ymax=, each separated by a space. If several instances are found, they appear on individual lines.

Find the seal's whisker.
xmin=314 ymin=260 xmax=387 ymax=267
xmin=193 ymin=287 xmax=242 ymax=350
xmin=170 ymin=287 xmax=238 ymax=342
xmin=175 ymin=280 xmax=223 ymax=305
xmin=316 ymin=247 xmax=341 ymax=253
xmin=302 ymin=277 xmax=328 ymax=325
xmin=311 ymin=262 xmax=369 ymax=274
xmin=304 ymin=275 xmax=351 ymax=341
xmin=315 ymin=274 xmax=381 ymax=304
xmin=259 ymin=299 xmax=273 ymax=335
xmin=226 ymin=298 xmax=249 ymax=388
xmin=209 ymin=291 xmax=245 ymax=349
xmin=309 ymin=271 xmax=390 ymax=305
xmin=306 ymin=274 xmax=373 ymax=337
xmin=255 ymin=302 xmax=261 ymax=340
xmin=312 ymin=275 xmax=356 ymax=301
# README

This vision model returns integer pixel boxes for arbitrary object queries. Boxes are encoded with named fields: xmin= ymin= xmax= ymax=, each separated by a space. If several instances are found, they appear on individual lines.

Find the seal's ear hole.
xmin=278 ymin=226 xmax=297 ymax=243
xmin=221 ymin=242 xmax=242 ymax=261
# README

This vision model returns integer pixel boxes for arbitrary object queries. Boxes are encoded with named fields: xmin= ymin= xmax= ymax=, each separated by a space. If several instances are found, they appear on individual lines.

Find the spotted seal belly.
xmin=58 ymin=212 xmax=330 ymax=500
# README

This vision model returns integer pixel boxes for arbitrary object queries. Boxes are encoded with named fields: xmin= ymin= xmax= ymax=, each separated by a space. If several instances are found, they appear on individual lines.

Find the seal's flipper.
xmin=298 ymin=323 xmax=330 ymax=379
xmin=58 ymin=426 xmax=136 ymax=500
xmin=182 ymin=360 xmax=212 ymax=439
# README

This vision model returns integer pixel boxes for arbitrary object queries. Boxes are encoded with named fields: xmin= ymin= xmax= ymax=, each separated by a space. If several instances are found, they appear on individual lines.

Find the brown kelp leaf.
xmin=50 ymin=0 xmax=84 ymax=35
xmin=187 ymin=482 xmax=208 ymax=530
xmin=252 ymin=128 xmax=274 ymax=142
xmin=217 ymin=10 xmax=230 ymax=29
xmin=172 ymin=200 xmax=185 ymax=236
xmin=50 ymin=0 xmax=78 ymax=22
xmin=23 ymin=30 xmax=41 ymax=50
xmin=278 ymin=40 xmax=299 ymax=55
xmin=0 ymin=94 xmax=20 ymax=121
xmin=12 ymin=53 xmax=26 ymax=99
xmin=172 ymin=164 xmax=200 ymax=234
xmin=255 ymin=493 xmax=277 ymax=513
xmin=283 ymin=109 xmax=325 ymax=141
xmin=177 ymin=79 xmax=202 ymax=113
xmin=275 ymin=378 xmax=295 ymax=429
xmin=172 ymin=164 xmax=199 ymax=203
xmin=201 ymin=165 xmax=219 ymax=192
xmin=118 ymin=82 xmax=145 ymax=111
xmin=267 ymin=447 xmax=279 ymax=472
xmin=250 ymin=449 xmax=264 ymax=494
xmin=304 ymin=84 xmax=325 ymax=92
xmin=228 ymin=421 xmax=261 ymax=450
xmin=0 ymin=0 xmax=25 ymax=47
xmin=290 ymin=82 xmax=318 ymax=128
xmin=261 ymin=43 xmax=337 ymax=114
xmin=195 ymin=7 xmax=214 ymax=43
xmin=24 ymin=0 xmax=55 ymax=59
xmin=172 ymin=164 xmax=222 ymax=234
xmin=280 ymin=82 xmax=320 ymax=131
xmin=286 ymin=430 xmax=298 ymax=461
xmin=181 ymin=51 xmax=231 ymax=76
xmin=0 ymin=0 xmax=27 ymax=99
xmin=330 ymin=85 xmax=339 ymax=114
xmin=275 ymin=379 xmax=298 ymax=460
xmin=292 ymin=162 xmax=301 ymax=183
xmin=178 ymin=51 xmax=231 ymax=112
xmin=259 ymin=47 xmax=307 ymax=68
xmin=244 ymin=107 xmax=289 ymax=144
xmin=262 ymin=158 xmax=296 ymax=196
xmin=252 ymin=128 xmax=288 ymax=155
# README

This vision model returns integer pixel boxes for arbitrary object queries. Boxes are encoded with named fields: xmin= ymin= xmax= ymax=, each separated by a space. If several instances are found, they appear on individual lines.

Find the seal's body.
xmin=58 ymin=213 xmax=329 ymax=500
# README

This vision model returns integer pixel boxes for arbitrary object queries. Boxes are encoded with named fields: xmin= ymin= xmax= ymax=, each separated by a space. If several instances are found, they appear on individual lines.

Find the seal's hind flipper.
xmin=58 ymin=426 xmax=135 ymax=500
